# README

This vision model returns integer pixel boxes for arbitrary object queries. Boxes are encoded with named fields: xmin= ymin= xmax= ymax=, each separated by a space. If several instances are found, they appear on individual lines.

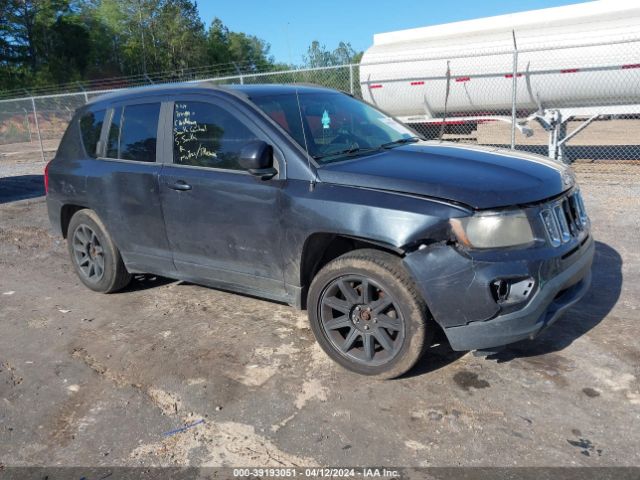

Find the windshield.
xmin=249 ymin=91 xmax=418 ymax=164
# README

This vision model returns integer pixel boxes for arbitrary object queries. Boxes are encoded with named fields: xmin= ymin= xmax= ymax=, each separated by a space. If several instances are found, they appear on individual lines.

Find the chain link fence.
xmin=359 ymin=34 xmax=640 ymax=181
xmin=1 ymin=37 xmax=639 ymax=181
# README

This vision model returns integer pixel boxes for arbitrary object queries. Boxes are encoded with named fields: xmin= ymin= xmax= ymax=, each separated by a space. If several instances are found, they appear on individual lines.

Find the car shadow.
xmin=404 ymin=241 xmax=622 ymax=375
xmin=113 ymin=241 xmax=621 ymax=375
xmin=0 ymin=174 xmax=45 ymax=204
xmin=122 ymin=274 xmax=176 ymax=292
xmin=403 ymin=338 xmax=467 ymax=379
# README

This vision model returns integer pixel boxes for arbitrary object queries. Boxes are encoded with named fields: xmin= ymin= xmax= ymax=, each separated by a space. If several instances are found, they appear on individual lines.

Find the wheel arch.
xmin=60 ymin=204 xmax=88 ymax=239
xmin=299 ymin=232 xmax=404 ymax=309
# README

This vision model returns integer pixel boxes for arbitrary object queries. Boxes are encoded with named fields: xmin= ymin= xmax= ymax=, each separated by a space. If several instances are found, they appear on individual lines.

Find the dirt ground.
xmin=0 ymin=162 xmax=639 ymax=469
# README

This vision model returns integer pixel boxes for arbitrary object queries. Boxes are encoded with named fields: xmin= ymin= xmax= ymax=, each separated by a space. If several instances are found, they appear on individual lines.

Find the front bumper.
xmin=403 ymin=234 xmax=595 ymax=351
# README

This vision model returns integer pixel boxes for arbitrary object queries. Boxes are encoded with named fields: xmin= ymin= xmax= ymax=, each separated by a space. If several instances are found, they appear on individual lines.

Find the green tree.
xmin=205 ymin=17 xmax=231 ymax=66
xmin=204 ymin=17 xmax=274 ymax=74
xmin=0 ymin=0 xmax=94 ymax=88
xmin=304 ymin=40 xmax=361 ymax=68
xmin=83 ymin=0 xmax=207 ymax=76
xmin=299 ymin=40 xmax=362 ymax=93
xmin=78 ymin=0 xmax=125 ymax=78
xmin=41 ymin=14 xmax=92 ymax=83
xmin=0 ymin=0 xmax=21 ymax=90
xmin=157 ymin=0 xmax=206 ymax=71
xmin=227 ymin=31 xmax=273 ymax=72
xmin=0 ymin=0 xmax=291 ymax=93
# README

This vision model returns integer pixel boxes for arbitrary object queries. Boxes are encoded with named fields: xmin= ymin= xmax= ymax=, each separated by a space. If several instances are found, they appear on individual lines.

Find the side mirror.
xmin=239 ymin=140 xmax=277 ymax=180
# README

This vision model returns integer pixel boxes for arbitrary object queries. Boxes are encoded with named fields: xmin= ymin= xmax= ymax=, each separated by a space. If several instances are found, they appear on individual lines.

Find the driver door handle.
xmin=167 ymin=180 xmax=192 ymax=191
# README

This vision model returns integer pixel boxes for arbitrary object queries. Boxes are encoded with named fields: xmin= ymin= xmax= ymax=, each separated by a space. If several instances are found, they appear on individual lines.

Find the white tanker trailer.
xmin=359 ymin=1 xmax=640 ymax=160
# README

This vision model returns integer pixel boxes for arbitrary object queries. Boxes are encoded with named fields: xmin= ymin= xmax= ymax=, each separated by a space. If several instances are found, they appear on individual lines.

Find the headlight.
xmin=450 ymin=210 xmax=535 ymax=249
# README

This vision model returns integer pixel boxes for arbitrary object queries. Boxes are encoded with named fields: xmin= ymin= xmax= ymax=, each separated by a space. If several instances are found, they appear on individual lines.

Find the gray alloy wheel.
xmin=71 ymin=224 xmax=105 ymax=282
xmin=319 ymin=274 xmax=405 ymax=367
xmin=308 ymin=249 xmax=430 ymax=379
xmin=66 ymin=209 xmax=132 ymax=293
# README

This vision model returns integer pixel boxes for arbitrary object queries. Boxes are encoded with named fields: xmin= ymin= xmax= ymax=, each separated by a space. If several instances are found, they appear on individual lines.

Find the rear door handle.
xmin=167 ymin=180 xmax=192 ymax=191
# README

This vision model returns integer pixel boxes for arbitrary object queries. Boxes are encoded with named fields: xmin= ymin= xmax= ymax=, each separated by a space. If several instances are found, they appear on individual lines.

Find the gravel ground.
xmin=0 ymin=163 xmax=639 ymax=469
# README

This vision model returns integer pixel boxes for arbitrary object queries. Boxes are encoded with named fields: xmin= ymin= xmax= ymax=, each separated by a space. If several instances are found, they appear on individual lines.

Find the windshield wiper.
xmin=313 ymin=146 xmax=377 ymax=160
xmin=379 ymin=137 xmax=421 ymax=149
xmin=313 ymin=136 xmax=421 ymax=161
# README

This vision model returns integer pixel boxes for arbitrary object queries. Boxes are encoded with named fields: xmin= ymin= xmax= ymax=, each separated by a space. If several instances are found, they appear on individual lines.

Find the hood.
xmin=316 ymin=142 xmax=573 ymax=209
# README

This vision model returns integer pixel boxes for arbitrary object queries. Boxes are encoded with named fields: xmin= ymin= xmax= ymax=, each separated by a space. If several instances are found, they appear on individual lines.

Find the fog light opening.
xmin=491 ymin=279 xmax=510 ymax=303
xmin=491 ymin=277 xmax=535 ymax=305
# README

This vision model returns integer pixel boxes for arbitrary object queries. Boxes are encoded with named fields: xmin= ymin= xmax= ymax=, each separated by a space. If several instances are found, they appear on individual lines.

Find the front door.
xmin=158 ymin=96 xmax=286 ymax=300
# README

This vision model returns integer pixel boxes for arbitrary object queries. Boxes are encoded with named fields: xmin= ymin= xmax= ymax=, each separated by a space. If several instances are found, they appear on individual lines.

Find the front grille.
xmin=540 ymin=190 xmax=589 ymax=247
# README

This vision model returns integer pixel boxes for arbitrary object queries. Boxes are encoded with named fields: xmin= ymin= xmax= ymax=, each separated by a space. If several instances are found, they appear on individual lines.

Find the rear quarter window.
xmin=79 ymin=109 xmax=106 ymax=158
xmin=106 ymin=103 xmax=160 ymax=162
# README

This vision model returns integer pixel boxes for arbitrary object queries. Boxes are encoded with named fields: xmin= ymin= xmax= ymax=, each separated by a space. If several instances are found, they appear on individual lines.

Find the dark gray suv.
xmin=45 ymin=83 xmax=594 ymax=378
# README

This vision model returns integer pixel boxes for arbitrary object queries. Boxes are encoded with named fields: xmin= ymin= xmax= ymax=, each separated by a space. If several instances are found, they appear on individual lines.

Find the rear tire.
xmin=308 ymin=249 xmax=431 ymax=379
xmin=67 ymin=209 xmax=132 ymax=293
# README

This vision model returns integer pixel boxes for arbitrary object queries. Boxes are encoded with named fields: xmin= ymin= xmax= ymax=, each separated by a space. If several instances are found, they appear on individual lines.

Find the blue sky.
xmin=198 ymin=0 xmax=590 ymax=64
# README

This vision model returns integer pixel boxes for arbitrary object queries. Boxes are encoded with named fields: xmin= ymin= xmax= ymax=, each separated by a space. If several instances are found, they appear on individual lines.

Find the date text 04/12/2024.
xmin=232 ymin=468 xmax=401 ymax=478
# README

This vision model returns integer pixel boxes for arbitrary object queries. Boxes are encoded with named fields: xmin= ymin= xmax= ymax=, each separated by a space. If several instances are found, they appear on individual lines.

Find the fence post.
xmin=30 ymin=97 xmax=46 ymax=163
xmin=510 ymin=31 xmax=518 ymax=150
xmin=232 ymin=62 xmax=244 ymax=84
xmin=22 ymin=108 xmax=33 ymax=142
xmin=77 ymin=82 xmax=89 ymax=103
xmin=349 ymin=64 xmax=354 ymax=95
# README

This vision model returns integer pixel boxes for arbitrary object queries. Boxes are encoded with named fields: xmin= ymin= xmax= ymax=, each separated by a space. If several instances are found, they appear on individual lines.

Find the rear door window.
xmin=79 ymin=109 xmax=105 ymax=158
xmin=173 ymin=101 xmax=258 ymax=170
xmin=106 ymin=106 xmax=122 ymax=158
xmin=106 ymin=103 xmax=160 ymax=162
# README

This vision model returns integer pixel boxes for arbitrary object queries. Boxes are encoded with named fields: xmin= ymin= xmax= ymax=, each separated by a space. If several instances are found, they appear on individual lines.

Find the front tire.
xmin=308 ymin=249 xmax=431 ymax=379
xmin=67 ymin=209 xmax=132 ymax=293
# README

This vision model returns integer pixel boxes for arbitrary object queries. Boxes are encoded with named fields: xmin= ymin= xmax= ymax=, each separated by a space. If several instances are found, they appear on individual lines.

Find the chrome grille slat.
xmin=539 ymin=190 xmax=589 ymax=247
xmin=567 ymin=196 xmax=581 ymax=232
xmin=554 ymin=204 xmax=571 ymax=243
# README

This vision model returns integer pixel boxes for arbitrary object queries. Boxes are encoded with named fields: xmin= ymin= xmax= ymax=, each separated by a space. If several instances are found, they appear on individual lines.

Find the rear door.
xmin=158 ymin=95 xmax=286 ymax=299
xmin=86 ymin=98 xmax=176 ymax=275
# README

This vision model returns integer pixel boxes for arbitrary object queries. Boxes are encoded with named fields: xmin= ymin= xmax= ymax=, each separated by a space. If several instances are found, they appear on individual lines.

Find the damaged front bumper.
xmin=403 ymin=234 xmax=595 ymax=351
